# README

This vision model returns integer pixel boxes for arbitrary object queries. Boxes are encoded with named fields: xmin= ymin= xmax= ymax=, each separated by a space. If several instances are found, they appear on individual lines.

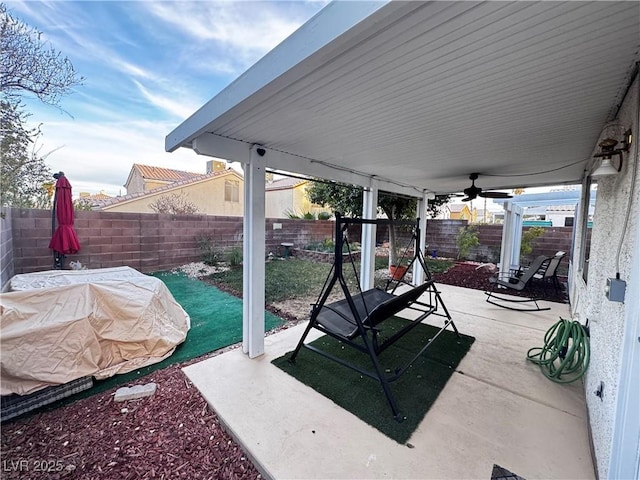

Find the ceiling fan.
xmin=459 ymin=173 xmax=513 ymax=202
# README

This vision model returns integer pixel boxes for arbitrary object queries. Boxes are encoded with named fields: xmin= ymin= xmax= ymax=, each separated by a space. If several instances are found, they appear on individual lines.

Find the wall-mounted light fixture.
xmin=592 ymin=125 xmax=632 ymax=177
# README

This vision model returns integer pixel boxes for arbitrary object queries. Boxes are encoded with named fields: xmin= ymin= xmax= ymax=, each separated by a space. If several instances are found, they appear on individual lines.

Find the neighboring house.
xmin=99 ymin=165 xmax=244 ymax=216
xmin=75 ymin=191 xmax=113 ymax=209
xmin=264 ymin=177 xmax=325 ymax=218
xmin=546 ymin=204 xmax=594 ymax=227
xmin=124 ymin=164 xmax=203 ymax=195
xmin=474 ymin=208 xmax=495 ymax=224
xmin=447 ymin=203 xmax=475 ymax=222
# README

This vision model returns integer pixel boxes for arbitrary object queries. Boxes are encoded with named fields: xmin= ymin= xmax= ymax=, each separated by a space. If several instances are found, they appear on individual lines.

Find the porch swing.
xmin=289 ymin=213 xmax=459 ymax=421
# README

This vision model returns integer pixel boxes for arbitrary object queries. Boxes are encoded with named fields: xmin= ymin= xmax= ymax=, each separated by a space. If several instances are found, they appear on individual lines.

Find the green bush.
xmin=520 ymin=226 xmax=546 ymax=260
xmin=228 ymin=246 xmax=243 ymax=267
xmin=304 ymin=238 xmax=359 ymax=253
xmin=456 ymin=225 xmax=480 ymax=260
xmin=317 ymin=211 xmax=332 ymax=220
xmin=195 ymin=234 xmax=222 ymax=266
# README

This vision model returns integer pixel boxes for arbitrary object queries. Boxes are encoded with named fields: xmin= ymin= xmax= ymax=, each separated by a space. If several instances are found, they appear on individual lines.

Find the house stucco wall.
xmin=105 ymin=174 xmax=244 ymax=217
xmin=265 ymin=188 xmax=294 ymax=218
xmin=570 ymin=76 xmax=639 ymax=479
xmin=125 ymin=170 xmax=145 ymax=195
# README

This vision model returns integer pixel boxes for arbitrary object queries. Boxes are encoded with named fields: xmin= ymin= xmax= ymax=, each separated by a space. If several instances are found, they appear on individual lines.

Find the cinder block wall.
xmin=7 ymin=208 xmax=578 ymax=276
xmin=9 ymin=209 xmax=335 ymax=275
xmin=1 ymin=207 xmax=15 ymax=291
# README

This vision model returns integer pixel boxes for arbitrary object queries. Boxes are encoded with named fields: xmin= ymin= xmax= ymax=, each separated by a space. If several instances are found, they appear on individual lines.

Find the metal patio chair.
xmin=532 ymin=251 xmax=566 ymax=294
xmin=485 ymin=255 xmax=552 ymax=311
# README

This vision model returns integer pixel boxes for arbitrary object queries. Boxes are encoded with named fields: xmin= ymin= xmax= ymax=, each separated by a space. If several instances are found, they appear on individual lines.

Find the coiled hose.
xmin=526 ymin=318 xmax=590 ymax=383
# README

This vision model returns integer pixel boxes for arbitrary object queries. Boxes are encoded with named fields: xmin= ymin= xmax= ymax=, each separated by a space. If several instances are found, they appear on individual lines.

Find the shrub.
xmin=520 ymin=226 xmax=546 ymax=260
xmin=195 ymin=234 xmax=222 ymax=266
xmin=301 ymin=211 xmax=315 ymax=220
xmin=304 ymin=238 xmax=358 ymax=254
xmin=317 ymin=211 xmax=332 ymax=220
xmin=456 ymin=225 xmax=480 ymax=260
xmin=228 ymin=246 xmax=243 ymax=267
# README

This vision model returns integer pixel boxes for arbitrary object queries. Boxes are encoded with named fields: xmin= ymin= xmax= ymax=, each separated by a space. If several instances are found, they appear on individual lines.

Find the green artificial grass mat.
xmin=272 ymin=317 xmax=474 ymax=444
xmin=39 ymin=271 xmax=283 ymax=408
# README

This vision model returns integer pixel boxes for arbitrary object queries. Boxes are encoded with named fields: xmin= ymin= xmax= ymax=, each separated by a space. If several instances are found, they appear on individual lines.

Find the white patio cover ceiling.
xmin=167 ymin=1 xmax=640 ymax=196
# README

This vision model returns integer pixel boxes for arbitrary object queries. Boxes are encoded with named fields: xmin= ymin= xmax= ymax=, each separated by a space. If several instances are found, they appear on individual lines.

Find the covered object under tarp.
xmin=0 ymin=267 xmax=190 ymax=396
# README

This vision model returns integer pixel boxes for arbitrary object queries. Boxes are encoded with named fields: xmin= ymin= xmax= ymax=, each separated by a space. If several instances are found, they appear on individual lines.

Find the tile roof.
xmin=133 ymin=164 xmax=202 ymax=182
xmin=79 ymin=192 xmax=112 ymax=201
xmin=265 ymin=177 xmax=307 ymax=191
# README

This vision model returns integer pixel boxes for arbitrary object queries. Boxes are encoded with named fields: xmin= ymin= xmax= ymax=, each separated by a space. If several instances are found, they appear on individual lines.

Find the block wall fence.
xmin=3 ymin=208 xmax=577 ymax=288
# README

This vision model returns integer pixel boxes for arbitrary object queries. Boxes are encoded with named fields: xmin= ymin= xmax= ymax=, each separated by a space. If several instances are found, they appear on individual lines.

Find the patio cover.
xmin=0 ymin=267 xmax=190 ymax=395
xmin=166 ymin=1 xmax=639 ymax=358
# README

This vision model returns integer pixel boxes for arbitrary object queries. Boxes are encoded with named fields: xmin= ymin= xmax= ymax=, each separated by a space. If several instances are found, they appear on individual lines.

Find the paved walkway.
xmin=184 ymin=284 xmax=594 ymax=479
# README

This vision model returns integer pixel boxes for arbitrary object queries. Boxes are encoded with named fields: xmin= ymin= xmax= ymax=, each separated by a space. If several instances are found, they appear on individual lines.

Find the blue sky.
xmin=6 ymin=1 xmax=327 ymax=197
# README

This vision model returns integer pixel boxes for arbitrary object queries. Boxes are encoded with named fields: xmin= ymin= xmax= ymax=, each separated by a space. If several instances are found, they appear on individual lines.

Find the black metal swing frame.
xmin=289 ymin=213 xmax=459 ymax=421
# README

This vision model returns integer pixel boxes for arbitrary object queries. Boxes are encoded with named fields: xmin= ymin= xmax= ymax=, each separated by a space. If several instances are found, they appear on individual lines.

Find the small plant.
xmin=456 ymin=225 xmax=480 ymax=260
xmin=228 ymin=246 xmax=243 ymax=267
xmin=317 ymin=211 xmax=332 ymax=220
xmin=195 ymin=234 xmax=222 ymax=266
xmin=301 ymin=211 xmax=315 ymax=220
xmin=520 ymin=226 xmax=546 ymax=260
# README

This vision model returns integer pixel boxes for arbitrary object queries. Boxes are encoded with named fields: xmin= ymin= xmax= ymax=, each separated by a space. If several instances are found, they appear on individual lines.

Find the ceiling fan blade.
xmin=461 ymin=197 xmax=473 ymax=202
xmin=480 ymin=191 xmax=513 ymax=199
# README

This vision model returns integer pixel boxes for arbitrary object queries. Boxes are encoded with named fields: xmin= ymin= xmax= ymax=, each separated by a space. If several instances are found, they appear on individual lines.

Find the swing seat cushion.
xmin=316 ymin=282 xmax=432 ymax=339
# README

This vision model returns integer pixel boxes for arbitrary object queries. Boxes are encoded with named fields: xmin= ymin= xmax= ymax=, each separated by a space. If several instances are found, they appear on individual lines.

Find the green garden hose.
xmin=527 ymin=318 xmax=590 ymax=383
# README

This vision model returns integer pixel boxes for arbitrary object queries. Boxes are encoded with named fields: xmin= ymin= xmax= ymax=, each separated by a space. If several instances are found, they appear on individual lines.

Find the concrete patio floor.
xmin=183 ymin=284 xmax=595 ymax=480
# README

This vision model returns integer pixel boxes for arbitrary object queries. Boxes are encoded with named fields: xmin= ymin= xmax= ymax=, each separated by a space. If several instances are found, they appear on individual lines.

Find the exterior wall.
xmin=125 ymin=170 xmax=145 ymax=194
xmin=570 ymin=77 xmax=639 ymax=479
xmin=144 ymin=179 xmax=173 ymax=191
xmin=1 ymin=207 xmax=15 ymax=291
xmin=8 ymin=208 xmax=334 ymax=275
xmin=105 ymin=174 xmax=244 ymax=217
xmin=547 ymin=211 xmax=571 ymax=227
xmin=265 ymin=184 xmax=324 ymax=218
xmin=265 ymin=188 xmax=294 ymax=218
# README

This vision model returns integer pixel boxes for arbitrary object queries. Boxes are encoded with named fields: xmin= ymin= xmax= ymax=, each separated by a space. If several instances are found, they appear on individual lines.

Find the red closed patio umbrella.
xmin=48 ymin=172 xmax=80 ymax=269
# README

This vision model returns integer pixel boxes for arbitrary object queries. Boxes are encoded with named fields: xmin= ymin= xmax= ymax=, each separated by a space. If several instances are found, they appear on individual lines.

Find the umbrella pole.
xmin=52 ymin=172 xmax=64 ymax=270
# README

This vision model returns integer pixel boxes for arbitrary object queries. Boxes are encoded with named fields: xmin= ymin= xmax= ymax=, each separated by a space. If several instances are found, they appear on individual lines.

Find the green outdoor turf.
xmin=272 ymin=317 xmax=474 ymax=444
xmin=46 ymin=271 xmax=283 ymax=404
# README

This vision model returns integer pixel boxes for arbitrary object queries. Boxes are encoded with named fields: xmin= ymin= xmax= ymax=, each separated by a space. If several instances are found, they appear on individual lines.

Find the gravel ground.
xmin=0 ymin=260 xmax=566 ymax=479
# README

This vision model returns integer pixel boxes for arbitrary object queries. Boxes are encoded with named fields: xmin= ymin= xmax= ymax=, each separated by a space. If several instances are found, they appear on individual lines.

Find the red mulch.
xmin=432 ymin=261 xmax=568 ymax=304
xmin=0 ymin=361 xmax=261 ymax=480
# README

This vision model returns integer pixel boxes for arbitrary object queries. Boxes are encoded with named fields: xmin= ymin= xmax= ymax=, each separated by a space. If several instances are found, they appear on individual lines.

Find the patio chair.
xmin=485 ymin=255 xmax=552 ymax=311
xmin=533 ymin=251 xmax=565 ymax=294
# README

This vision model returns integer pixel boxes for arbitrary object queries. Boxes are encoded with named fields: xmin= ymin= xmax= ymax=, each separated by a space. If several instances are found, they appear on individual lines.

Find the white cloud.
xmin=33 ymin=118 xmax=208 ymax=197
xmin=7 ymin=0 xmax=326 ymax=199
xmin=144 ymin=2 xmax=309 ymax=67
xmin=133 ymin=80 xmax=200 ymax=120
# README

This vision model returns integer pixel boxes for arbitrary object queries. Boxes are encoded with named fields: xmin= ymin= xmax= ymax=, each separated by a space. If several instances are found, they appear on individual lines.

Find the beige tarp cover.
xmin=1 ymin=267 xmax=190 ymax=396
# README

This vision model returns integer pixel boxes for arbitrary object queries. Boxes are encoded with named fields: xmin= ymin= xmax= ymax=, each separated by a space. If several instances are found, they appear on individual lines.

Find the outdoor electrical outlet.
xmin=605 ymin=278 xmax=626 ymax=303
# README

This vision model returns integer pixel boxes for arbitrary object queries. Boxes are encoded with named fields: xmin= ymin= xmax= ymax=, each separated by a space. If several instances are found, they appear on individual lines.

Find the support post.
xmin=413 ymin=194 xmax=429 ymax=285
xmin=242 ymin=146 xmax=266 ymax=358
xmin=499 ymin=201 xmax=524 ymax=277
xmin=360 ymin=181 xmax=379 ymax=290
